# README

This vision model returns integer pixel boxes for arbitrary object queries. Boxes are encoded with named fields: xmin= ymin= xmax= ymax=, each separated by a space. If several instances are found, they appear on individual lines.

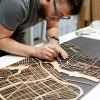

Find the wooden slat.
xmin=92 ymin=0 xmax=100 ymax=21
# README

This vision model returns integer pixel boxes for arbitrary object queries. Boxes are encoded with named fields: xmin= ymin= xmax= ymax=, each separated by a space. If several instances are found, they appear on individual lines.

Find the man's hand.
xmin=34 ymin=43 xmax=58 ymax=61
xmin=54 ymin=44 xmax=68 ymax=60
xmin=34 ymin=43 xmax=68 ymax=61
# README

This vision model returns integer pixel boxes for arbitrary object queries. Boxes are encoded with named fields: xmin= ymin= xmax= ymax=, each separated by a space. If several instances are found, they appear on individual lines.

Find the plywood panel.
xmin=92 ymin=0 xmax=100 ymax=21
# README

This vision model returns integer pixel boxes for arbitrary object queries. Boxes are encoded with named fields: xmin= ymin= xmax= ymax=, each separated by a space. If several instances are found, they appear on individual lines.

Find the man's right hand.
xmin=33 ymin=43 xmax=58 ymax=61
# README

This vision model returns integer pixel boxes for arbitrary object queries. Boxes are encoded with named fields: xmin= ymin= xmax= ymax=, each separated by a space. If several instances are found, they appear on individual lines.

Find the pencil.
xmin=48 ymin=37 xmax=58 ymax=58
xmin=48 ymin=37 xmax=53 ymax=45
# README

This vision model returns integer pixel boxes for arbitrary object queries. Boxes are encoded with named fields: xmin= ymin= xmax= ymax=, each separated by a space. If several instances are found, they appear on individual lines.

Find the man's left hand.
xmin=54 ymin=44 xmax=68 ymax=60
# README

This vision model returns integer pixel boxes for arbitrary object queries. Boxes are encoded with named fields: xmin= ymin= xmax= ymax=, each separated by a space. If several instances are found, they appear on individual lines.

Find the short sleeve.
xmin=0 ymin=0 xmax=26 ymax=31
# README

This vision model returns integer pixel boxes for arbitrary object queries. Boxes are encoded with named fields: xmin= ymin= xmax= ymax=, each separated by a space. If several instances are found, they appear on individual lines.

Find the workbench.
xmin=0 ymin=26 xmax=100 ymax=100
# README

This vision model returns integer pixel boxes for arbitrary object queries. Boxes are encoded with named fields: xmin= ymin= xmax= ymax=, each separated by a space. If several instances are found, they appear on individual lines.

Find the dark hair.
xmin=57 ymin=0 xmax=84 ymax=15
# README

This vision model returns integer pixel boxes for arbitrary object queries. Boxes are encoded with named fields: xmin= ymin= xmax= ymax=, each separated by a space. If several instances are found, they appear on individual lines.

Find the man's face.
xmin=38 ymin=1 xmax=71 ymax=22
xmin=38 ymin=4 xmax=55 ymax=20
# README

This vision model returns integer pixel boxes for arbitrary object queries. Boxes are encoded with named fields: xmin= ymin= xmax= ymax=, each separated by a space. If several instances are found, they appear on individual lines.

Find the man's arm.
xmin=0 ymin=24 xmax=36 ymax=56
xmin=46 ymin=20 xmax=59 ymax=42
xmin=46 ymin=20 xmax=68 ymax=59
xmin=0 ymin=24 xmax=57 ymax=61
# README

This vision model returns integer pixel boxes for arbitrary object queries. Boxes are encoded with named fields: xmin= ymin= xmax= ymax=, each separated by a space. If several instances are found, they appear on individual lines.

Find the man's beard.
xmin=38 ymin=4 xmax=55 ymax=20
xmin=38 ymin=4 xmax=48 ymax=19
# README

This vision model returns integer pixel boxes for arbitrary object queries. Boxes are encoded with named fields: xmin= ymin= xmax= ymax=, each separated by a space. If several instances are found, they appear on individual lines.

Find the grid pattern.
xmin=60 ymin=42 xmax=82 ymax=57
xmin=6 ymin=78 xmax=79 ymax=100
xmin=2 ymin=41 xmax=98 ymax=99
xmin=59 ymin=54 xmax=100 ymax=79
xmin=0 ymin=55 xmax=82 ymax=100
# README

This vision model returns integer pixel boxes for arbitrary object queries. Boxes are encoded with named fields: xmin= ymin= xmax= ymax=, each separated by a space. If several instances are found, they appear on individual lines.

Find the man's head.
xmin=39 ymin=0 xmax=84 ymax=21
xmin=62 ymin=0 xmax=84 ymax=15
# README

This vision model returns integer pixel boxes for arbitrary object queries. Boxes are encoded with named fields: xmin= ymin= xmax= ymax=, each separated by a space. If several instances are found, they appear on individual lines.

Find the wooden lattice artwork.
xmin=55 ymin=53 xmax=100 ymax=82
xmin=59 ymin=42 xmax=82 ymax=60
xmin=0 ymin=57 xmax=83 ymax=100
xmin=93 ymin=60 xmax=100 ymax=67
xmin=0 ymin=41 xmax=100 ymax=100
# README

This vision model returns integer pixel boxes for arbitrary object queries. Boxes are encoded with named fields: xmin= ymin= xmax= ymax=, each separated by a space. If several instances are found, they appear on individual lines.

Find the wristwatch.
xmin=50 ymin=36 xmax=59 ymax=43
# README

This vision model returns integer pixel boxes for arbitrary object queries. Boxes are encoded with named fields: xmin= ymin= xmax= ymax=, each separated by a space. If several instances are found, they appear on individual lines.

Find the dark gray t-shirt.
xmin=0 ymin=0 xmax=43 ymax=34
xmin=0 ymin=0 xmax=43 ymax=56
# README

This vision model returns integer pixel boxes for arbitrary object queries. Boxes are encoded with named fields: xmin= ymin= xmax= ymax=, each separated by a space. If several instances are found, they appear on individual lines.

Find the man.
xmin=0 ymin=0 xmax=83 ymax=61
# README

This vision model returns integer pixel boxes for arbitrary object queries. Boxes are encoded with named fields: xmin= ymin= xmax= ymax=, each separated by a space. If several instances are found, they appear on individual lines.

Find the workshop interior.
xmin=0 ymin=0 xmax=100 ymax=100
xmin=25 ymin=0 xmax=100 ymax=46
